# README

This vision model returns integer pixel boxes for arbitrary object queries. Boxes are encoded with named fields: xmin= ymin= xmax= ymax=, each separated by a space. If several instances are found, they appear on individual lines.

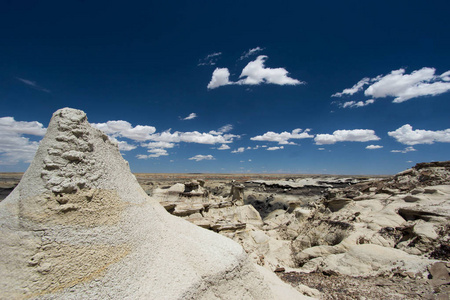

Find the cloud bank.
xmin=388 ymin=124 xmax=450 ymax=145
xmin=251 ymin=129 xmax=313 ymax=145
xmin=315 ymin=129 xmax=380 ymax=145
xmin=189 ymin=154 xmax=215 ymax=161
xmin=0 ymin=117 xmax=47 ymax=165
xmin=333 ymin=67 xmax=450 ymax=104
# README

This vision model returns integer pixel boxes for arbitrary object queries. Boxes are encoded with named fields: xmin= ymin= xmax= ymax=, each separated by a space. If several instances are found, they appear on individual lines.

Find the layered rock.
xmin=0 ymin=108 xmax=308 ymax=299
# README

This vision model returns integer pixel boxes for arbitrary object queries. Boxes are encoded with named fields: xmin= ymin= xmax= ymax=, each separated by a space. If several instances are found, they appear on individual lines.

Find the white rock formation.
xmin=0 ymin=108 xmax=309 ymax=299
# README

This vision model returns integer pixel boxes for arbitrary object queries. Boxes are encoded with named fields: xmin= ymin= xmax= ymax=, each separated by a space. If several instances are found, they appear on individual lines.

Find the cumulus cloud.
xmin=239 ymin=47 xmax=264 ymax=60
xmin=391 ymin=146 xmax=417 ymax=153
xmin=365 ymin=68 xmax=450 ymax=103
xmin=189 ymin=154 xmax=215 ymax=161
xmin=182 ymin=113 xmax=197 ymax=120
xmin=92 ymin=120 xmax=156 ymax=141
xmin=314 ymin=129 xmax=380 ymax=145
xmin=333 ymin=67 xmax=450 ymax=103
xmin=207 ymin=68 xmax=232 ymax=89
xmin=142 ymin=141 xmax=175 ymax=149
xmin=0 ymin=116 xmax=47 ymax=165
xmin=388 ymin=124 xmax=450 ymax=145
xmin=250 ymin=129 xmax=313 ymax=145
xmin=332 ymin=78 xmax=370 ymax=97
xmin=207 ymin=56 xmax=304 ymax=89
xmin=341 ymin=99 xmax=375 ymax=108
xmin=198 ymin=52 xmax=222 ymax=66
xmin=267 ymin=146 xmax=284 ymax=151
xmin=16 ymin=77 xmax=50 ymax=93
xmin=238 ymin=56 xmax=304 ymax=86
xmin=366 ymin=145 xmax=383 ymax=150
xmin=231 ymin=147 xmax=245 ymax=153
xmin=150 ymin=130 xmax=238 ymax=145
xmin=218 ymin=144 xmax=230 ymax=150
xmin=136 ymin=148 xmax=169 ymax=159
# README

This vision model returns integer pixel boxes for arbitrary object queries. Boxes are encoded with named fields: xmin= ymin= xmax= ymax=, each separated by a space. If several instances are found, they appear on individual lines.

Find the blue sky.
xmin=1 ymin=0 xmax=449 ymax=174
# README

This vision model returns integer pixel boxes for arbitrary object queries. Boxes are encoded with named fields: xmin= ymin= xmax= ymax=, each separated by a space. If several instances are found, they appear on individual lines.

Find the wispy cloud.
xmin=207 ymin=55 xmax=304 ymax=89
xmin=251 ymin=128 xmax=313 ymax=145
xmin=267 ymin=146 xmax=284 ymax=151
xmin=182 ymin=113 xmax=197 ymax=120
xmin=391 ymin=146 xmax=417 ymax=153
xmin=198 ymin=52 xmax=222 ymax=66
xmin=231 ymin=147 xmax=245 ymax=153
xmin=388 ymin=124 xmax=450 ymax=145
xmin=239 ymin=47 xmax=264 ymax=60
xmin=315 ymin=129 xmax=380 ymax=145
xmin=341 ymin=99 xmax=375 ymax=108
xmin=366 ymin=145 xmax=383 ymax=150
xmin=189 ymin=154 xmax=215 ymax=161
xmin=333 ymin=67 xmax=450 ymax=103
xmin=16 ymin=77 xmax=50 ymax=93
xmin=332 ymin=78 xmax=370 ymax=97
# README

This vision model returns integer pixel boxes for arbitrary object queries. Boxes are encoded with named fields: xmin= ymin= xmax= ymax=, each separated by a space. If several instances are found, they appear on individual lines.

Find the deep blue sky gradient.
xmin=1 ymin=0 xmax=449 ymax=174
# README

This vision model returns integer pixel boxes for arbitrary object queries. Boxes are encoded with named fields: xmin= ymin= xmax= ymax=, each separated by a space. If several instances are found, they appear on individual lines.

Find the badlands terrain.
xmin=0 ymin=108 xmax=448 ymax=299
xmin=2 ymin=166 xmax=449 ymax=299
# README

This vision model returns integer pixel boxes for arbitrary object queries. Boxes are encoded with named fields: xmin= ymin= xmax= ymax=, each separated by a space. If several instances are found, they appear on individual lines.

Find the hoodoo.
xmin=0 ymin=108 xmax=306 ymax=299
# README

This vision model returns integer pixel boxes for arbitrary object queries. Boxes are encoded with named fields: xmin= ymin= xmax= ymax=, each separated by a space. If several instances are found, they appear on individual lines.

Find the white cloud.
xmin=189 ymin=154 xmax=215 ymax=161
xmin=117 ymin=141 xmax=136 ymax=151
xmin=365 ymin=68 xmax=450 ymax=103
xmin=136 ymin=148 xmax=169 ymax=159
xmin=315 ymin=129 xmax=380 ymax=145
xmin=238 ymin=56 xmax=304 ymax=86
xmin=318 ymin=148 xmax=325 ymax=151
xmin=150 ymin=130 xmax=238 ymax=145
xmin=16 ymin=77 xmax=50 ymax=93
xmin=92 ymin=120 xmax=156 ymax=141
xmin=207 ymin=68 xmax=232 ymax=89
xmin=182 ymin=113 xmax=197 ymax=120
xmin=209 ymin=124 xmax=233 ymax=135
xmin=142 ymin=141 xmax=176 ymax=149
xmin=334 ymin=67 xmax=450 ymax=103
xmin=366 ymin=145 xmax=383 ymax=150
xmin=198 ymin=52 xmax=222 ymax=66
xmin=391 ymin=146 xmax=417 ymax=153
xmin=218 ymin=124 xmax=233 ymax=133
xmin=207 ymin=56 xmax=304 ymax=89
xmin=341 ymin=99 xmax=375 ymax=108
xmin=218 ymin=144 xmax=230 ymax=150
xmin=231 ymin=147 xmax=245 ymax=153
xmin=332 ymin=78 xmax=370 ymax=97
xmin=0 ymin=116 xmax=47 ymax=165
xmin=267 ymin=146 xmax=284 ymax=151
xmin=239 ymin=47 xmax=264 ymax=60
xmin=251 ymin=128 xmax=313 ymax=145
xmin=388 ymin=124 xmax=450 ymax=145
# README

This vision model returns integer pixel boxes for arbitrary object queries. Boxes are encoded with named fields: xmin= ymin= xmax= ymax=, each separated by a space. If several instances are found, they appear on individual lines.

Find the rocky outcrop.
xmin=0 ymin=108 xmax=308 ymax=299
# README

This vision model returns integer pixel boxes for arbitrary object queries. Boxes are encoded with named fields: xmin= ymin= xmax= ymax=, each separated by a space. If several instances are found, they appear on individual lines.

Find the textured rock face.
xmin=0 ymin=108 xmax=307 ymax=299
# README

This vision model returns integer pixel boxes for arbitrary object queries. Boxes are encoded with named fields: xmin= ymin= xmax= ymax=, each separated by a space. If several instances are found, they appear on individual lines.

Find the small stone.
xmin=404 ymin=195 xmax=421 ymax=202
